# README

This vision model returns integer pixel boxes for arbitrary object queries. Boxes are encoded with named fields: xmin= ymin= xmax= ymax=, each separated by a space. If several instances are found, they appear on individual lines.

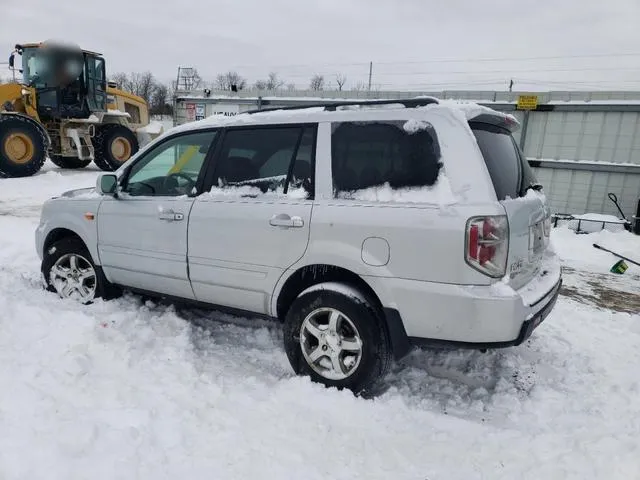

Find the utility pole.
xmin=368 ymin=62 xmax=373 ymax=91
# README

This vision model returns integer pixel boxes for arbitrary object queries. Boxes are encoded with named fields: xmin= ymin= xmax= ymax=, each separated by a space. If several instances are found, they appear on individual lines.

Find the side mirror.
xmin=96 ymin=173 xmax=118 ymax=197
xmin=8 ymin=53 xmax=14 ymax=68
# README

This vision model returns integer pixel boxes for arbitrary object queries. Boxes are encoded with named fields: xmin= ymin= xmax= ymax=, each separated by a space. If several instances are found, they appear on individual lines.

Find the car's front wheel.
xmin=41 ymin=237 xmax=119 ymax=304
xmin=283 ymin=283 xmax=392 ymax=396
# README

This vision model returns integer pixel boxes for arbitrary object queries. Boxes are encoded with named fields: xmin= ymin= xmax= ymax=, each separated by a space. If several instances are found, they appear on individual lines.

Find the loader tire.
xmin=93 ymin=124 xmax=139 ymax=171
xmin=49 ymin=155 xmax=91 ymax=169
xmin=0 ymin=115 xmax=48 ymax=178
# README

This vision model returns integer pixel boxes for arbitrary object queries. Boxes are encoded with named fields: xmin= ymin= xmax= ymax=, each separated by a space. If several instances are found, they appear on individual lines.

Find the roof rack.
xmin=244 ymin=97 xmax=439 ymax=114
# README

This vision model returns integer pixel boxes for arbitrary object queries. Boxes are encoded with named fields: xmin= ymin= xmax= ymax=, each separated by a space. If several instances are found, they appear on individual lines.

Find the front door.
xmin=188 ymin=124 xmax=316 ymax=314
xmin=97 ymin=130 xmax=217 ymax=299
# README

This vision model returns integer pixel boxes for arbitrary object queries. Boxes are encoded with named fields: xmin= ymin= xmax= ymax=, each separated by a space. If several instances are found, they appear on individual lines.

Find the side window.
xmin=211 ymin=125 xmax=315 ymax=198
xmin=331 ymin=120 xmax=442 ymax=197
xmin=124 ymin=131 xmax=216 ymax=196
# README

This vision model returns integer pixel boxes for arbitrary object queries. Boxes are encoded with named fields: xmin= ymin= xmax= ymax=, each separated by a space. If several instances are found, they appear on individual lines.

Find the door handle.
xmin=158 ymin=210 xmax=184 ymax=222
xmin=269 ymin=213 xmax=304 ymax=228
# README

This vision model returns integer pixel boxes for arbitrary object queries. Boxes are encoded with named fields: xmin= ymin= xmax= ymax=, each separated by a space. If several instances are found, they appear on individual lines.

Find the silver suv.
xmin=36 ymin=98 xmax=562 ymax=394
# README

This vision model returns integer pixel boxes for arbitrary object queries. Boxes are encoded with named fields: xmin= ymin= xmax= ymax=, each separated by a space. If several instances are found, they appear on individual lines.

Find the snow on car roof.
xmin=164 ymin=97 xmax=515 ymax=138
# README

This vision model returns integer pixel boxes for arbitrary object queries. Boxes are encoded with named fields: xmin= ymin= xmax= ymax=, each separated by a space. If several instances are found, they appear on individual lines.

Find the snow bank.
xmin=137 ymin=121 xmax=164 ymax=136
xmin=135 ymin=121 xmax=166 ymax=148
xmin=551 ymin=225 xmax=640 ymax=273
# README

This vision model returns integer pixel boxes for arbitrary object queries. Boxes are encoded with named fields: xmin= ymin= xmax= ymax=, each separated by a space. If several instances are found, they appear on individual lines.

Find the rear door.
xmin=187 ymin=124 xmax=316 ymax=314
xmin=470 ymin=120 xmax=550 ymax=291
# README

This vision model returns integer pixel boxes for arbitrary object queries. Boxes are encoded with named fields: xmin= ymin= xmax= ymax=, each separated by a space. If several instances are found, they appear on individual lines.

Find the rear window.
xmin=331 ymin=120 xmax=442 ymax=194
xmin=470 ymin=122 xmax=537 ymax=200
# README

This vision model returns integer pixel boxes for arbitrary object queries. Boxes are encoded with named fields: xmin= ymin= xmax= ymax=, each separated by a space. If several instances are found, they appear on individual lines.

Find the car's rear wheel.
xmin=41 ymin=237 xmax=120 ymax=304
xmin=283 ymin=283 xmax=391 ymax=396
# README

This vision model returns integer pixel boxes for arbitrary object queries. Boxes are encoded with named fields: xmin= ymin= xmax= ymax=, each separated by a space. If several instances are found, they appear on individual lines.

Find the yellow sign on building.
xmin=517 ymin=95 xmax=539 ymax=110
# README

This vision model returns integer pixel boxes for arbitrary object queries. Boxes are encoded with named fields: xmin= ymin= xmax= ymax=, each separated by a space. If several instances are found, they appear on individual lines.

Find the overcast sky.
xmin=2 ymin=0 xmax=640 ymax=92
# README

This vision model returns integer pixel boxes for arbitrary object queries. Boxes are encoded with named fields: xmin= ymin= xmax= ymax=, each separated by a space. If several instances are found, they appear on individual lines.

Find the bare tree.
xmin=309 ymin=74 xmax=325 ymax=91
xmin=335 ymin=73 xmax=347 ymax=91
xmin=216 ymin=71 xmax=247 ymax=91
xmin=353 ymin=80 xmax=368 ymax=91
xmin=254 ymin=79 xmax=268 ymax=90
xmin=127 ymin=72 xmax=156 ymax=104
xmin=110 ymin=71 xmax=157 ymax=105
xmin=110 ymin=72 xmax=129 ymax=89
xmin=254 ymin=72 xmax=285 ymax=90
xmin=150 ymin=83 xmax=173 ymax=115
xmin=266 ymin=72 xmax=284 ymax=90
xmin=286 ymin=83 xmax=296 ymax=92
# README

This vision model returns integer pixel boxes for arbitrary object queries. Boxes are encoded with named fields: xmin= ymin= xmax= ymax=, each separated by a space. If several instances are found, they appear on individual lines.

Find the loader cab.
xmin=15 ymin=43 xmax=107 ymax=120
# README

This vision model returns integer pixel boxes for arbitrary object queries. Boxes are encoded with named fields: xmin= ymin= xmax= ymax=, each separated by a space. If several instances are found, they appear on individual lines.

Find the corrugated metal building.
xmin=173 ymin=89 xmax=640 ymax=221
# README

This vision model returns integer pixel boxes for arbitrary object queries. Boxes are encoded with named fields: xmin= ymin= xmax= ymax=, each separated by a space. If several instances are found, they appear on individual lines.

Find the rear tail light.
xmin=465 ymin=215 xmax=509 ymax=277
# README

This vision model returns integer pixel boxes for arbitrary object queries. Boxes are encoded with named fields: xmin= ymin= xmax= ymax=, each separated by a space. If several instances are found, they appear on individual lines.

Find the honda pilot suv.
xmin=36 ymin=98 xmax=562 ymax=394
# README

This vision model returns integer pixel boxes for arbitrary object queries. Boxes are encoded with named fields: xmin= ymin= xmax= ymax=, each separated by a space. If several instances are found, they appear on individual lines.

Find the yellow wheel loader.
xmin=0 ymin=41 xmax=163 ymax=178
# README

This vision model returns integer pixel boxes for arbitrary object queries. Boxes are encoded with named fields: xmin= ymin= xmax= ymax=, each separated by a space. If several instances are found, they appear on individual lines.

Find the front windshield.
xmin=21 ymin=47 xmax=47 ymax=87
xmin=20 ymin=46 xmax=84 ymax=89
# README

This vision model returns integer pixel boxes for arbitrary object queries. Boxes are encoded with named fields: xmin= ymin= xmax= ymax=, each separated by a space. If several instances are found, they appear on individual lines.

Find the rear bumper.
xmin=371 ymin=252 xmax=563 ymax=355
xmin=408 ymin=276 xmax=561 ymax=350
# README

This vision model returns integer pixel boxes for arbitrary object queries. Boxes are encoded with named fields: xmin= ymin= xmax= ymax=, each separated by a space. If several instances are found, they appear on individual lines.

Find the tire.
xmin=49 ymin=154 xmax=91 ymax=169
xmin=93 ymin=124 xmax=139 ymax=171
xmin=283 ymin=282 xmax=392 ymax=396
xmin=41 ymin=236 xmax=121 ymax=304
xmin=0 ymin=115 xmax=48 ymax=177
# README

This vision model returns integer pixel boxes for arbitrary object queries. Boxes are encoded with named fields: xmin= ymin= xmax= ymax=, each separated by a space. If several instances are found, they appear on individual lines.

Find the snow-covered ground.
xmin=0 ymin=163 xmax=639 ymax=480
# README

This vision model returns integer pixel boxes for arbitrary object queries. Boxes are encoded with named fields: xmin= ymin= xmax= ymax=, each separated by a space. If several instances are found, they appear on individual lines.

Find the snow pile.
xmin=137 ymin=121 xmax=165 ymax=136
xmin=402 ymin=118 xmax=432 ymax=134
xmin=337 ymin=175 xmax=457 ymax=205
xmin=551 ymin=225 xmax=640 ymax=274
xmin=136 ymin=121 xmax=166 ymax=148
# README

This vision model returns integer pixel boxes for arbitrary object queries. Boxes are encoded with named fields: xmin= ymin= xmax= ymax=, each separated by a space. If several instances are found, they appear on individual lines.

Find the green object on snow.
xmin=610 ymin=259 xmax=628 ymax=274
